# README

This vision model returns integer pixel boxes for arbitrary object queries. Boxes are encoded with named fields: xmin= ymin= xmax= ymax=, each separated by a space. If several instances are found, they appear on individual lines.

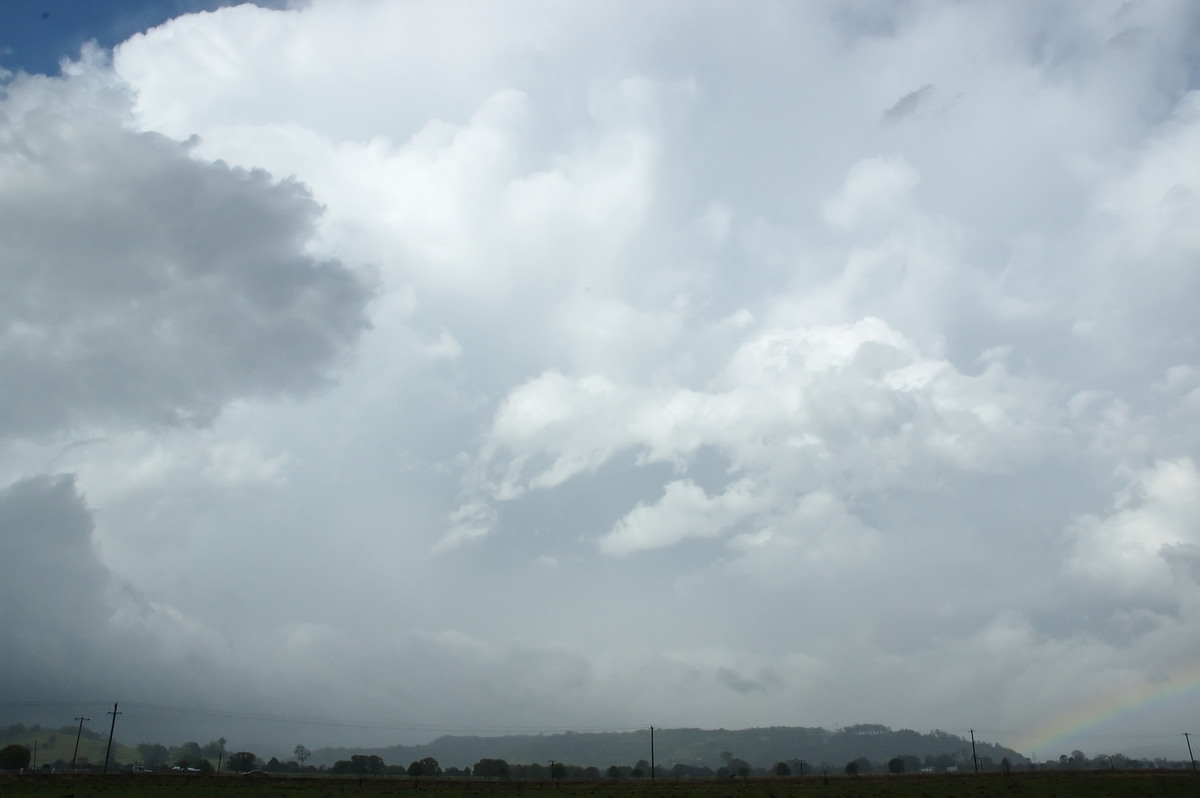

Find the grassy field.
xmin=0 ymin=770 xmax=1197 ymax=797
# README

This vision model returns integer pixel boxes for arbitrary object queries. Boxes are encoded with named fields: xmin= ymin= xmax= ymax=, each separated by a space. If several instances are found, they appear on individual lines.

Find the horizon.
xmin=3 ymin=712 xmax=1193 ymax=765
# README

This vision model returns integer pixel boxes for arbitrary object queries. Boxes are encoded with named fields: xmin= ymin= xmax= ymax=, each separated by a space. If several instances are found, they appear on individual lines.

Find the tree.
xmin=845 ymin=760 xmax=859 ymax=776
xmin=773 ymin=761 xmax=791 ymax=776
xmin=350 ymin=754 xmax=384 ymax=775
xmin=0 ymin=744 xmax=31 ymax=770
xmin=888 ymin=756 xmax=905 ymax=774
xmin=472 ymin=758 xmax=509 ymax=778
xmin=293 ymin=745 xmax=310 ymax=766
xmin=407 ymin=760 xmax=425 ymax=777
xmin=419 ymin=757 xmax=441 ymax=777
xmin=844 ymin=724 xmax=889 ymax=735
xmin=605 ymin=765 xmax=621 ymax=779
xmin=227 ymin=751 xmax=258 ymax=772
xmin=137 ymin=743 xmax=169 ymax=769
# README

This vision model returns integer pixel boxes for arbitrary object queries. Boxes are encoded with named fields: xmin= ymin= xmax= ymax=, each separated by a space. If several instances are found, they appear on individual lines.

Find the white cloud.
xmin=599 ymin=478 xmax=763 ymax=555
xmin=1067 ymin=458 xmax=1200 ymax=600
xmin=822 ymin=156 xmax=921 ymax=230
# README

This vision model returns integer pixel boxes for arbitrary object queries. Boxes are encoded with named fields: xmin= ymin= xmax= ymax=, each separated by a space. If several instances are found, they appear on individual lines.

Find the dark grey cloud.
xmin=882 ymin=84 xmax=933 ymax=125
xmin=0 ymin=67 xmax=371 ymax=440
xmin=715 ymin=666 xmax=783 ymax=695
xmin=0 ymin=474 xmax=202 ymax=702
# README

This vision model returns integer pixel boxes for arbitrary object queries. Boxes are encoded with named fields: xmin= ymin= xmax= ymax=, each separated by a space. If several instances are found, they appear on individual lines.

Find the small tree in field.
xmin=293 ymin=745 xmax=310 ymax=766
xmin=0 ymin=744 xmax=31 ymax=770
xmin=227 ymin=751 xmax=258 ymax=772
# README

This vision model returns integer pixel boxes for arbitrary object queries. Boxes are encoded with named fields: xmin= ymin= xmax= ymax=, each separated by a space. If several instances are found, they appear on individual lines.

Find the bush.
xmin=0 ymin=744 xmax=32 ymax=770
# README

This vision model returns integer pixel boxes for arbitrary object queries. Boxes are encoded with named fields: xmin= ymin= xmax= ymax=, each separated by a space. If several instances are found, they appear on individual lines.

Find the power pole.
xmin=650 ymin=726 xmax=655 ymax=782
xmin=103 ymin=703 xmax=121 ymax=774
xmin=72 ymin=716 xmax=89 ymax=770
xmin=32 ymin=740 xmax=38 ymax=769
xmin=1185 ymin=732 xmax=1196 ymax=770
xmin=970 ymin=729 xmax=979 ymax=774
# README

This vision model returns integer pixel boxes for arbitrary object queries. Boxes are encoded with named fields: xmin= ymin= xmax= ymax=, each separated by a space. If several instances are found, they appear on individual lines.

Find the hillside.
xmin=0 ymin=722 xmax=138 ymax=769
xmin=313 ymin=724 xmax=1025 ymax=771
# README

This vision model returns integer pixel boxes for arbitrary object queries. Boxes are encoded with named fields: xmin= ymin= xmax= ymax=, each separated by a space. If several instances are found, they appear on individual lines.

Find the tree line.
xmin=2 ymin=722 xmax=1195 ymax=776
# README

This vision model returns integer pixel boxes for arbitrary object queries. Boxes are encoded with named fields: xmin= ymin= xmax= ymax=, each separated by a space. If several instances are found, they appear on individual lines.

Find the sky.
xmin=1 ymin=0 xmax=1199 ymax=764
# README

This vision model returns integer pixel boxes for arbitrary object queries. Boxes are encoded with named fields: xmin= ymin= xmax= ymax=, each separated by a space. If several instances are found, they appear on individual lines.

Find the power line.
xmin=115 ymin=701 xmax=649 ymax=735
xmin=1 ymin=699 xmax=645 ymax=735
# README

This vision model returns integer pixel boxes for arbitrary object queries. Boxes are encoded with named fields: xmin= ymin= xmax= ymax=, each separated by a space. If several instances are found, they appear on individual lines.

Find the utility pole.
xmin=103 ymin=703 xmax=121 ymax=774
xmin=32 ymin=740 xmax=38 ymax=770
xmin=1185 ymin=732 xmax=1196 ymax=770
xmin=72 ymin=716 xmax=89 ymax=771
xmin=650 ymin=726 xmax=655 ymax=782
xmin=970 ymin=729 xmax=979 ymax=774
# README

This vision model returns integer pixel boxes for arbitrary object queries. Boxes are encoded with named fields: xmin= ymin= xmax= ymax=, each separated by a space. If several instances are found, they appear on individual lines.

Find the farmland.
xmin=1 ymin=770 xmax=1197 ymax=798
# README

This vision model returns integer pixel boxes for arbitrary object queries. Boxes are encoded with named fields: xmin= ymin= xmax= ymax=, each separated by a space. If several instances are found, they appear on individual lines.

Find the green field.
xmin=1 ymin=771 xmax=1197 ymax=797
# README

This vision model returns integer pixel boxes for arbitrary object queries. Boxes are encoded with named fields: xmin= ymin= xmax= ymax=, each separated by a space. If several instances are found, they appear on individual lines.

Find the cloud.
xmin=2 ymin=0 xmax=1200 ymax=758
xmin=599 ymin=479 xmax=763 ymax=555
xmin=1066 ymin=458 xmax=1200 ymax=601
xmin=0 ymin=36 xmax=372 ymax=741
xmin=0 ymin=475 xmax=233 ymax=705
xmin=0 ymin=50 xmax=371 ymax=440
xmin=882 ymin=84 xmax=934 ymax=125
xmin=716 ymin=666 xmax=771 ymax=695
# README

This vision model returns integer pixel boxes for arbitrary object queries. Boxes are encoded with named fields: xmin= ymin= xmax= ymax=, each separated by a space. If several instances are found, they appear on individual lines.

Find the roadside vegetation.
xmin=1 ymin=770 xmax=1199 ymax=797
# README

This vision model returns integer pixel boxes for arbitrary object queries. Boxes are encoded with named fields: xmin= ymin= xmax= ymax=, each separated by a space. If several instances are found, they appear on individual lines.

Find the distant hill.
xmin=313 ymin=724 xmax=1026 ymax=771
xmin=0 ymin=722 xmax=138 ymax=769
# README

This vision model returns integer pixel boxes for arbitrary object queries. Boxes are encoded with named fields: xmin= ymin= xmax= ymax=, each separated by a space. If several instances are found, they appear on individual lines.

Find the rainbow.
xmin=1013 ymin=664 xmax=1200 ymax=757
